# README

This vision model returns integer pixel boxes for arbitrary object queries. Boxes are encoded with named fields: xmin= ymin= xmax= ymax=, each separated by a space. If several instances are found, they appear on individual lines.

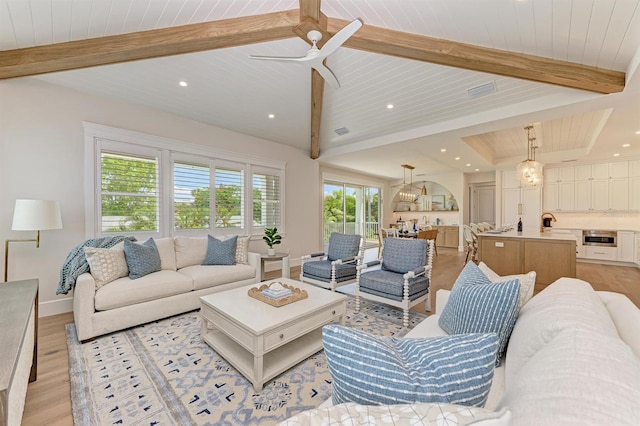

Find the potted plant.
xmin=263 ymin=227 xmax=282 ymax=256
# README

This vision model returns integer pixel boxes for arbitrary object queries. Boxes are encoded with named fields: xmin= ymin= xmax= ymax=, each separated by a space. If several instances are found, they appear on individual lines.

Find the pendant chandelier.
xmin=517 ymin=125 xmax=543 ymax=186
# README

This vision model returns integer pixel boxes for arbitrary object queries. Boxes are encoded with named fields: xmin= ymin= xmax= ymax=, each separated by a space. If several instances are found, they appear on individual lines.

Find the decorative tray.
xmin=248 ymin=282 xmax=308 ymax=307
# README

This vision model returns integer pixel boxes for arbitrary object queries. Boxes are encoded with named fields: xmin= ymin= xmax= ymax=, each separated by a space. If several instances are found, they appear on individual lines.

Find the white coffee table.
xmin=200 ymin=278 xmax=347 ymax=391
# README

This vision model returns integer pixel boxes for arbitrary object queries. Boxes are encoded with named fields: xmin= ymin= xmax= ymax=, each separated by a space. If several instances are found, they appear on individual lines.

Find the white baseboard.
xmin=39 ymin=297 xmax=73 ymax=317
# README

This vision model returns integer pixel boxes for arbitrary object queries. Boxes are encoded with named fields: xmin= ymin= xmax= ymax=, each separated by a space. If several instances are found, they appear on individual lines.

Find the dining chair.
xmin=417 ymin=229 xmax=438 ymax=256
xmin=378 ymin=227 xmax=399 ymax=258
xmin=463 ymin=225 xmax=478 ymax=264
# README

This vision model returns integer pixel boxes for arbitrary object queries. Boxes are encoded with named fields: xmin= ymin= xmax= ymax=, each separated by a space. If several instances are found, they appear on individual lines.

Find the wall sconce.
xmin=4 ymin=199 xmax=63 ymax=282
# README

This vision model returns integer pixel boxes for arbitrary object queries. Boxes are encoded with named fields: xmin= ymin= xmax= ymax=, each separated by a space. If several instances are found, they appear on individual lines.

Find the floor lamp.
xmin=4 ymin=199 xmax=63 ymax=282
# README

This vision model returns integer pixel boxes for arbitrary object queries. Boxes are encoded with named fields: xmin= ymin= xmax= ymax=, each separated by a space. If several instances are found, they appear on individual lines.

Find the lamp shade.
xmin=11 ymin=199 xmax=63 ymax=231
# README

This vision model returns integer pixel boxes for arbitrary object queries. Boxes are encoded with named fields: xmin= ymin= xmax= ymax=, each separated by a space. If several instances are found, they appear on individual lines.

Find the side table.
xmin=260 ymin=252 xmax=290 ymax=281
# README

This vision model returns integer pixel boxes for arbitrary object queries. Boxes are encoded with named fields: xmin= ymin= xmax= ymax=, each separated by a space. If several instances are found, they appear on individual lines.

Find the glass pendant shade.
xmin=517 ymin=159 xmax=543 ymax=186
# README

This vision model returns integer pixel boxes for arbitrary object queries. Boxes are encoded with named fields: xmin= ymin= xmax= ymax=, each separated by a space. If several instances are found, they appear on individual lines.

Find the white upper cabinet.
xmin=544 ymin=161 xmax=635 ymax=211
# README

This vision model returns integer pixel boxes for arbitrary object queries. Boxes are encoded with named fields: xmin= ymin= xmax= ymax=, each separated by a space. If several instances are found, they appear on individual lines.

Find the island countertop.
xmin=477 ymin=229 xmax=578 ymax=242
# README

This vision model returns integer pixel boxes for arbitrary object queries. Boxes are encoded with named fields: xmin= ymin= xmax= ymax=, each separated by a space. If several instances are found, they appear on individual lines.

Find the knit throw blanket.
xmin=57 ymin=236 xmax=136 ymax=295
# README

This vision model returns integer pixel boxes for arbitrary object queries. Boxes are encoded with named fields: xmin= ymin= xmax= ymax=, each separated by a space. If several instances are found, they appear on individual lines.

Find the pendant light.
xmin=517 ymin=125 xmax=543 ymax=186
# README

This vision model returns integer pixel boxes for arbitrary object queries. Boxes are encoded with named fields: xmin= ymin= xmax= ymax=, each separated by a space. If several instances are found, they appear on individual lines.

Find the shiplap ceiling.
xmin=1 ymin=0 xmax=639 ymax=181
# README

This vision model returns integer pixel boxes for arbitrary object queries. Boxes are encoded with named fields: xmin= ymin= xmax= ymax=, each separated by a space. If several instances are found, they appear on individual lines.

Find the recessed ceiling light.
xmin=268 ymin=114 xmax=275 ymax=119
xmin=613 ymin=153 xmax=620 ymax=157
xmin=466 ymin=163 xmax=471 ymax=167
xmin=475 ymin=168 xmax=480 ymax=172
xmin=455 ymin=157 xmax=461 ymax=160
xmin=387 ymin=104 xmax=394 ymax=109
xmin=440 ymin=148 xmax=446 ymax=152
xmin=179 ymin=81 xmax=188 ymax=87
xmin=622 ymin=143 xmax=630 ymax=147
xmin=636 ymin=130 xmax=640 ymax=135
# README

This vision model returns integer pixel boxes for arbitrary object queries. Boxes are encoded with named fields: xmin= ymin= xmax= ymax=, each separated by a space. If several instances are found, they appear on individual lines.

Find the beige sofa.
xmin=73 ymin=236 xmax=261 ymax=342
xmin=282 ymin=277 xmax=640 ymax=425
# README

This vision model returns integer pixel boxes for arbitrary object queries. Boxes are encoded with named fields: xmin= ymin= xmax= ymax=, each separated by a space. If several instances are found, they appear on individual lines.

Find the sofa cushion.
xmin=179 ymin=264 xmax=256 ymax=290
xmin=327 ymin=233 xmax=361 ymax=261
xmin=84 ymin=242 xmax=128 ymax=289
xmin=94 ymin=270 xmax=192 ymax=311
xmin=478 ymin=262 xmax=535 ymax=310
xmin=203 ymin=235 xmax=237 ymax=265
xmin=498 ymin=328 xmax=640 ymax=425
xmin=381 ymin=238 xmax=427 ymax=274
xmin=278 ymin=402 xmax=512 ymax=426
xmin=124 ymin=238 xmax=162 ymax=279
xmin=174 ymin=236 xmax=207 ymax=269
xmin=439 ymin=263 xmax=520 ymax=366
xmin=597 ymin=291 xmax=640 ymax=359
xmin=154 ymin=237 xmax=177 ymax=271
xmin=505 ymin=277 xmax=620 ymax=384
xmin=323 ymin=324 xmax=499 ymax=407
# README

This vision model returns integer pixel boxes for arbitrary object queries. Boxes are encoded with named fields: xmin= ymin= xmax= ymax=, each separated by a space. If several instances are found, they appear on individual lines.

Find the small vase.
xmin=267 ymin=248 xmax=275 ymax=256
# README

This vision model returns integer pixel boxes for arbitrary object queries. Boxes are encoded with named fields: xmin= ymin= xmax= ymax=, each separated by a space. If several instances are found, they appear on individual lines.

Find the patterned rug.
xmin=66 ymin=297 xmax=427 ymax=425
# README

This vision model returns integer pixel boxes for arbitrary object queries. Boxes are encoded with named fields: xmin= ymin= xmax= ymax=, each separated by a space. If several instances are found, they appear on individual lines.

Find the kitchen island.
xmin=477 ymin=230 xmax=577 ymax=292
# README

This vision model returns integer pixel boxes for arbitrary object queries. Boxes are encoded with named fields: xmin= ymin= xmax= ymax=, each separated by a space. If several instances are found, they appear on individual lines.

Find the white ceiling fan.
xmin=250 ymin=19 xmax=363 ymax=88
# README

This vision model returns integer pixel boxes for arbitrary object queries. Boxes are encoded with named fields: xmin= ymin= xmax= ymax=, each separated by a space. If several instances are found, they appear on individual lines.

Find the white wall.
xmin=550 ymin=211 xmax=640 ymax=231
xmin=0 ymin=78 xmax=320 ymax=316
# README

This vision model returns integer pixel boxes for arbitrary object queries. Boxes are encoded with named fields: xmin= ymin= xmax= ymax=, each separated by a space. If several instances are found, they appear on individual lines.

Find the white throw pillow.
xmin=478 ymin=262 xmax=535 ymax=310
xmin=174 ymin=236 xmax=207 ymax=269
xmin=154 ymin=237 xmax=177 ymax=271
xmin=84 ymin=242 xmax=128 ymax=289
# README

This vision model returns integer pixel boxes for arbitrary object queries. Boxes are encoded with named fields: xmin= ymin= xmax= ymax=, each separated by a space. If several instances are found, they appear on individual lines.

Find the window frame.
xmin=84 ymin=122 xmax=286 ymax=240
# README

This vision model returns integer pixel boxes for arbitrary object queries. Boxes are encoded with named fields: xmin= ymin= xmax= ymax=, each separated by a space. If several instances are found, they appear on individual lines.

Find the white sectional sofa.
xmin=73 ymin=236 xmax=261 ymax=342
xmin=283 ymin=277 xmax=640 ymax=425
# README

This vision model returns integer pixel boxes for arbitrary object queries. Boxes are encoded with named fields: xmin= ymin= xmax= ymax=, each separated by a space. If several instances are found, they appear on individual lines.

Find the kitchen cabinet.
xmin=617 ymin=231 xmax=635 ymax=263
xmin=434 ymin=226 xmax=459 ymax=249
xmin=630 ymin=160 xmax=640 ymax=211
xmin=543 ymin=167 xmax=576 ymax=211
xmin=584 ymin=246 xmax=616 ymax=261
xmin=477 ymin=231 xmax=576 ymax=292
xmin=501 ymin=171 xmax=541 ymax=231
xmin=635 ymin=233 xmax=640 ymax=266
xmin=569 ymin=229 xmax=584 ymax=258
xmin=572 ymin=161 xmax=629 ymax=211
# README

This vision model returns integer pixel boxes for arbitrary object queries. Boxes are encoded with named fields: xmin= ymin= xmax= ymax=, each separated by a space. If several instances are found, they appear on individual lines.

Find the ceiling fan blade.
xmin=318 ymin=19 xmax=362 ymax=58
xmin=249 ymin=54 xmax=310 ymax=62
xmin=311 ymin=61 xmax=340 ymax=89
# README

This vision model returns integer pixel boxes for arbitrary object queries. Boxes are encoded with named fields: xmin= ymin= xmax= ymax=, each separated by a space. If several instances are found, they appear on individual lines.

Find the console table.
xmin=0 ymin=279 xmax=38 ymax=426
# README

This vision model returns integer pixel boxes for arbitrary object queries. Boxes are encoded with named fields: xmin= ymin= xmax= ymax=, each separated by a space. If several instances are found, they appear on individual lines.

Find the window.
xmin=85 ymin=123 xmax=285 ymax=238
xmin=253 ymin=168 xmax=281 ymax=229
xmin=323 ymin=180 xmax=381 ymax=243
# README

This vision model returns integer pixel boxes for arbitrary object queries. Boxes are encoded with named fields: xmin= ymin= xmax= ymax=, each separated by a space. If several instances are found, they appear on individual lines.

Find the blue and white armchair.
xmin=356 ymin=237 xmax=434 ymax=327
xmin=300 ymin=233 xmax=364 ymax=292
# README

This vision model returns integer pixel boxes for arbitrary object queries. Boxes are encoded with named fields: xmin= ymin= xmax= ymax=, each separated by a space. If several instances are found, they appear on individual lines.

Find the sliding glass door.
xmin=323 ymin=181 xmax=380 ymax=243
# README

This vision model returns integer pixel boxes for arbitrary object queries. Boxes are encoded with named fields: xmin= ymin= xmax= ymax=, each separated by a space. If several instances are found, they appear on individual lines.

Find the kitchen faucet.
xmin=540 ymin=212 xmax=557 ymax=232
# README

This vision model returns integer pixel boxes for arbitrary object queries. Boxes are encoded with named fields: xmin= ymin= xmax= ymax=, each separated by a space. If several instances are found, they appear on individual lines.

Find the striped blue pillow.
xmin=322 ymin=325 xmax=499 ymax=407
xmin=439 ymin=263 xmax=520 ymax=366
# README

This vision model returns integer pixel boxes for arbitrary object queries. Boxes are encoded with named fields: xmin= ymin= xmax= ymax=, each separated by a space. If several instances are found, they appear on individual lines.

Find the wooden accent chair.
xmin=417 ymin=228 xmax=438 ymax=256
xmin=300 ymin=233 xmax=364 ymax=292
xmin=355 ymin=238 xmax=434 ymax=327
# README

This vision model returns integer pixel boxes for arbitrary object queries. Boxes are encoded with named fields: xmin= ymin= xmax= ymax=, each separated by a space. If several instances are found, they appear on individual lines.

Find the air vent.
xmin=561 ymin=159 xmax=577 ymax=162
xmin=334 ymin=127 xmax=350 ymax=136
xmin=467 ymin=81 xmax=497 ymax=98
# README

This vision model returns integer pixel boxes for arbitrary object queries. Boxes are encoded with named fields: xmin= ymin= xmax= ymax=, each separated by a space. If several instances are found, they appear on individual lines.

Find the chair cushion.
xmin=203 ymin=235 xmax=237 ymax=265
xmin=322 ymin=324 xmax=499 ymax=407
xmin=439 ymin=263 xmax=520 ymax=366
xmin=327 ymin=233 xmax=361 ymax=261
xmin=358 ymin=269 xmax=429 ymax=301
xmin=123 ymin=238 xmax=162 ymax=279
xmin=302 ymin=260 xmax=357 ymax=282
xmin=382 ymin=238 xmax=427 ymax=274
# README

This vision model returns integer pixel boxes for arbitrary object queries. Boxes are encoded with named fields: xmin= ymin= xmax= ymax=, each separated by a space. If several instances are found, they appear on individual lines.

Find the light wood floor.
xmin=22 ymin=250 xmax=640 ymax=425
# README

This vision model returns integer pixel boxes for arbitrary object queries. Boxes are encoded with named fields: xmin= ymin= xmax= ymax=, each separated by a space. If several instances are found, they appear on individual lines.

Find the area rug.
xmin=66 ymin=298 xmax=427 ymax=426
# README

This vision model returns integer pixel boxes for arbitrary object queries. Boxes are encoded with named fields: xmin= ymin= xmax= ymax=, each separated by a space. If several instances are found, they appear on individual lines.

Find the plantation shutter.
xmin=214 ymin=165 xmax=244 ymax=229
xmin=100 ymin=151 xmax=159 ymax=233
xmin=252 ymin=167 xmax=281 ymax=230
xmin=174 ymin=161 xmax=210 ymax=230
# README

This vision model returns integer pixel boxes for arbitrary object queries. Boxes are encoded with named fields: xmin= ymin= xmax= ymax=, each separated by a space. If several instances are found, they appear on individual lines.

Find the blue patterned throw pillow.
xmin=323 ymin=325 xmax=499 ymax=407
xmin=203 ymin=235 xmax=237 ymax=265
xmin=327 ymin=233 xmax=360 ymax=261
xmin=438 ymin=262 xmax=520 ymax=366
xmin=123 ymin=238 xmax=162 ymax=279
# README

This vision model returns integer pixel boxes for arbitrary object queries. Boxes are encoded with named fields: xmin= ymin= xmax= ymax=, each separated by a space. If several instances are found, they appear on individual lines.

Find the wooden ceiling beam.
xmin=0 ymin=10 xmax=299 ymax=80
xmin=310 ymin=69 xmax=325 ymax=159
xmin=327 ymin=18 xmax=625 ymax=94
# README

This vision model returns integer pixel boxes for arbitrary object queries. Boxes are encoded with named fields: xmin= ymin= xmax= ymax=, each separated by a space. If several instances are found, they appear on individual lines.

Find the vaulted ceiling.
xmin=1 ymin=0 xmax=639 ymax=181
